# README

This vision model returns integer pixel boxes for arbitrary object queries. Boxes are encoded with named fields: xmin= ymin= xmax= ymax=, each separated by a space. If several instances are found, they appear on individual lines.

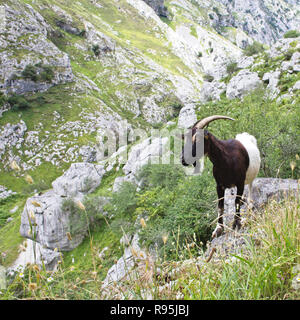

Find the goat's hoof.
xmin=232 ymin=219 xmax=242 ymax=231
xmin=212 ymin=225 xmax=224 ymax=239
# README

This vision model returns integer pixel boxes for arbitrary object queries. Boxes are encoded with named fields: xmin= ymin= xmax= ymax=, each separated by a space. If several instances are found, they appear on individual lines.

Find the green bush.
xmin=244 ymin=41 xmax=265 ymax=56
xmin=83 ymin=195 xmax=108 ymax=230
xmin=0 ymin=92 xmax=6 ymax=108
xmin=22 ymin=65 xmax=38 ymax=82
xmin=226 ymin=61 xmax=240 ymax=75
xmin=40 ymin=66 xmax=55 ymax=82
xmin=138 ymin=167 xmax=216 ymax=260
xmin=7 ymin=94 xmax=30 ymax=110
xmin=138 ymin=164 xmax=185 ymax=190
xmin=283 ymin=30 xmax=300 ymax=39
xmin=22 ymin=64 xmax=55 ymax=83
xmin=92 ymin=44 xmax=101 ymax=56
xmin=203 ymin=74 xmax=214 ymax=82
xmin=61 ymin=198 xmax=88 ymax=235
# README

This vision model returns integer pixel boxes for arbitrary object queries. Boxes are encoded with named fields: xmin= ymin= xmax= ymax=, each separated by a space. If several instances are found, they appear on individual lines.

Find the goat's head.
xmin=181 ymin=115 xmax=235 ymax=167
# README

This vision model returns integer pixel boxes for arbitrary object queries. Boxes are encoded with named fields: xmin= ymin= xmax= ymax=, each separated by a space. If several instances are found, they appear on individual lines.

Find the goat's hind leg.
xmin=232 ymin=184 xmax=244 ymax=231
xmin=212 ymin=185 xmax=225 ymax=239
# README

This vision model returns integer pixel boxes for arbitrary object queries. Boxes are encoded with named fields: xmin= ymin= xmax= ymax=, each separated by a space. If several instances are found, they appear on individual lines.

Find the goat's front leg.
xmin=232 ymin=184 xmax=244 ymax=231
xmin=212 ymin=185 xmax=225 ymax=239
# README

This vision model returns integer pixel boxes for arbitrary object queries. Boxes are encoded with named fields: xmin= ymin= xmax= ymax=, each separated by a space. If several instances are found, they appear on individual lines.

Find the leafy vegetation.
xmin=7 ymin=94 xmax=30 ymax=110
xmin=22 ymin=64 xmax=55 ymax=83
xmin=226 ymin=61 xmax=240 ymax=75
xmin=244 ymin=41 xmax=265 ymax=56
xmin=2 ymin=194 xmax=299 ymax=300
xmin=283 ymin=30 xmax=300 ymax=39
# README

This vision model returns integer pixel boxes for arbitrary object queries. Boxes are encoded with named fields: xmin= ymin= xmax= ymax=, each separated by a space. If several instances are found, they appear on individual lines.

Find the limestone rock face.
xmin=177 ymin=103 xmax=197 ymax=129
xmin=52 ymin=163 xmax=105 ymax=200
xmin=200 ymin=81 xmax=226 ymax=102
xmin=20 ymin=163 xmax=105 ymax=252
xmin=8 ymin=239 xmax=61 ymax=272
xmin=226 ymin=69 xmax=262 ymax=99
xmin=0 ymin=121 xmax=27 ymax=161
xmin=142 ymin=0 xmax=169 ymax=18
xmin=0 ymin=4 xmax=74 ymax=95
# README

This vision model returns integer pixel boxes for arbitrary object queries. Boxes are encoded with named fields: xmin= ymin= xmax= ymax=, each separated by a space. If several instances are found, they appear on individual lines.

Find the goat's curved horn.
xmin=194 ymin=115 xmax=235 ymax=129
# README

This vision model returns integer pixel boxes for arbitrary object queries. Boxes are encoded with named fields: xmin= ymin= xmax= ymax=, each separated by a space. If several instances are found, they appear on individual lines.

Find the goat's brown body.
xmin=207 ymin=135 xmax=250 ymax=189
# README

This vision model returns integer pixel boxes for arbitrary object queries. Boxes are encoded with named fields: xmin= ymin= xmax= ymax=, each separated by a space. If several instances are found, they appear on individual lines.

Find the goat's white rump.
xmin=235 ymin=132 xmax=261 ymax=185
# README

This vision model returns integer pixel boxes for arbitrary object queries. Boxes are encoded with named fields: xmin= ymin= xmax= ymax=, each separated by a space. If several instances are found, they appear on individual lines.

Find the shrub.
xmin=22 ymin=65 xmax=38 ymax=82
xmin=92 ymin=44 xmax=101 ymax=56
xmin=244 ymin=41 xmax=265 ymax=56
xmin=83 ymin=195 xmax=108 ymax=230
xmin=226 ymin=61 xmax=240 ymax=75
xmin=283 ymin=30 xmax=300 ymax=39
xmin=7 ymin=94 xmax=30 ymax=110
xmin=203 ymin=74 xmax=214 ymax=82
xmin=61 ymin=198 xmax=88 ymax=235
xmin=0 ymin=92 xmax=6 ymax=108
xmin=22 ymin=64 xmax=55 ymax=83
xmin=138 ymin=164 xmax=185 ymax=190
xmin=137 ymin=165 xmax=217 ymax=260
xmin=40 ymin=66 xmax=55 ymax=82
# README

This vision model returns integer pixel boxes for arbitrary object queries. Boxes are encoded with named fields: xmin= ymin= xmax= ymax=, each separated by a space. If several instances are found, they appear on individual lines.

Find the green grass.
xmin=0 ymin=195 xmax=26 ymax=267
xmin=2 ymin=193 xmax=299 ymax=299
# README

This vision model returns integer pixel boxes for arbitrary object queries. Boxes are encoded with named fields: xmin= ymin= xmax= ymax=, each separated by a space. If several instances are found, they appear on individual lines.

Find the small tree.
xmin=22 ymin=65 xmax=38 ymax=82
xmin=244 ymin=41 xmax=265 ymax=56
xmin=8 ymin=94 xmax=30 ymax=110
xmin=226 ymin=61 xmax=240 ymax=75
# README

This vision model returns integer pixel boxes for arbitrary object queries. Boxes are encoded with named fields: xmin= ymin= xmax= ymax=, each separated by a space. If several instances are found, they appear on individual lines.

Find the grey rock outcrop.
xmin=20 ymin=163 xmax=105 ymax=252
xmin=52 ymin=162 xmax=105 ymax=200
xmin=9 ymin=239 xmax=61 ymax=272
xmin=212 ymin=0 xmax=300 ymax=45
xmin=200 ymin=80 xmax=226 ymax=102
xmin=0 ymin=265 xmax=6 ymax=290
xmin=262 ymin=70 xmax=281 ymax=99
xmin=226 ymin=69 xmax=263 ymax=99
xmin=0 ymin=4 xmax=74 ymax=95
xmin=142 ymin=0 xmax=169 ymax=18
xmin=177 ymin=103 xmax=197 ymax=129
xmin=102 ymin=233 xmax=146 ymax=287
xmin=207 ymin=178 xmax=299 ymax=257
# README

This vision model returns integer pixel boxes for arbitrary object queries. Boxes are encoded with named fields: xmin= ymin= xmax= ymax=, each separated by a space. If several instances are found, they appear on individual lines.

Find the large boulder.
xmin=113 ymin=136 xmax=169 ymax=191
xmin=52 ymin=162 xmax=105 ymax=200
xmin=8 ymin=239 xmax=61 ymax=273
xmin=0 ymin=4 xmax=74 ymax=95
xmin=226 ymin=69 xmax=262 ymax=99
xmin=177 ymin=103 xmax=197 ymax=129
xmin=20 ymin=163 xmax=105 ymax=252
xmin=207 ymin=178 xmax=299 ymax=257
xmin=200 ymin=80 xmax=226 ymax=102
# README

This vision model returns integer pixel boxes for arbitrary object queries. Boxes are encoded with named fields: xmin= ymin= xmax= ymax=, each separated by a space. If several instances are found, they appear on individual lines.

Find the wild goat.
xmin=181 ymin=115 xmax=261 ymax=239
